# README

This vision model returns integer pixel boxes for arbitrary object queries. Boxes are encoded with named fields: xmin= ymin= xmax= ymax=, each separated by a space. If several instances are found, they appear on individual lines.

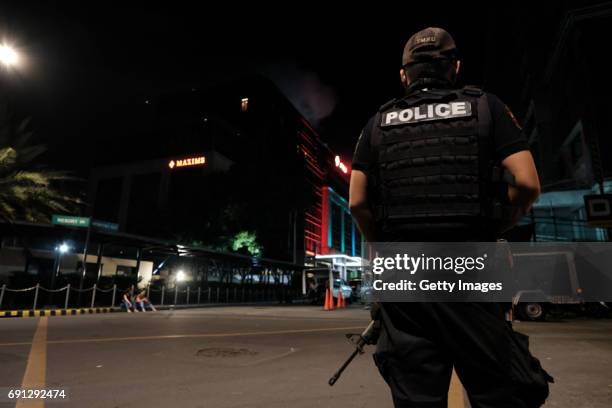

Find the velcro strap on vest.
xmin=378 ymin=203 xmax=482 ymax=218
xmin=379 ymin=145 xmax=479 ymax=163
xmin=382 ymin=163 xmax=478 ymax=180
xmin=390 ymin=184 xmax=479 ymax=197
xmin=379 ymin=126 xmax=474 ymax=145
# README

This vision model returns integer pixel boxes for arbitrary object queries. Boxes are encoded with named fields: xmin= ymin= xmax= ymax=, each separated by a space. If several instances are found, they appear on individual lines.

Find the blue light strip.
xmin=351 ymin=222 xmax=356 ymax=256
xmin=328 ymin=187 xmax=348 ymax=205
xmin=326 ymin=187 xmax=353 ymax=252
xmin=340 ymin=210 xmax=345 ymax=253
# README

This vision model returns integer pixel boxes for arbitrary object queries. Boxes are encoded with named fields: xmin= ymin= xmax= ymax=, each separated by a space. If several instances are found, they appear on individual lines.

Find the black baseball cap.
xmin=402 ymin=27 xmax=458 ymax=66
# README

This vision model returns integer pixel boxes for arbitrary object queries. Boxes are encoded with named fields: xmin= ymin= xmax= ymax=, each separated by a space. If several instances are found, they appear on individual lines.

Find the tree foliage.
xmin=0 ymin=112 xmax=81 ymax=223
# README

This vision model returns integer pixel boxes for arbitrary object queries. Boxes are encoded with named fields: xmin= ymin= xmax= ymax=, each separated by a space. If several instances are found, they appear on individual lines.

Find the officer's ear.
xmin=399 ymin=68 xmax=409 ymax=88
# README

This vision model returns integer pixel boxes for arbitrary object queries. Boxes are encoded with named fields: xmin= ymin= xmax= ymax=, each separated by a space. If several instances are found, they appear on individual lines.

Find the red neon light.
xmin=321 ymin=186 xmax=330 ymax=255
xmin=334 ymin=155 xmax=348 ymax=174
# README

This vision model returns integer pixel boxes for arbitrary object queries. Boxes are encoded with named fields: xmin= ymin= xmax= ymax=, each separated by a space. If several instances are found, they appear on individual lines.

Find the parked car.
xmin=332 ymin=279 xmax=353 ymax=303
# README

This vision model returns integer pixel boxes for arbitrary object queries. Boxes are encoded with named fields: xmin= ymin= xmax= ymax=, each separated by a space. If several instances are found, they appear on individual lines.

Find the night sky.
xmin=1 ymin=1 xmax=567 ymax=172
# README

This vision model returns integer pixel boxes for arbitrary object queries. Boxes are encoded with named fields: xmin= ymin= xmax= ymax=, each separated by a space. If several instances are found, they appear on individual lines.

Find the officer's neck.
xmin=405 ymin=77 xmax=453 ymax=95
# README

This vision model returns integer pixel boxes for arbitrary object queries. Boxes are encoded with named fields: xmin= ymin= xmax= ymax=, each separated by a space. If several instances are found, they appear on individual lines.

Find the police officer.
xmin=349 ymin=27 xmax=551 ymax=407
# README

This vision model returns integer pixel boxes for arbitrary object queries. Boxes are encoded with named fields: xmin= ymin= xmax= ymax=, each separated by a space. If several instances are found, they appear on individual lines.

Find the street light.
xmin=50 ymin=242 xmax=71 ymax=303
xmin=176 ymin=270 xmax=186 ymax=282
xmin=0 ymin=44 xmax=19 ymax=68
xmin=54 ymin=242 xmax=71 ymax=277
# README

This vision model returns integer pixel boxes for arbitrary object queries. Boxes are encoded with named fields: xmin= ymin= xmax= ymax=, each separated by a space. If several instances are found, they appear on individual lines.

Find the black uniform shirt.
xmin=352 ymin=92 xmax=529 ymax=172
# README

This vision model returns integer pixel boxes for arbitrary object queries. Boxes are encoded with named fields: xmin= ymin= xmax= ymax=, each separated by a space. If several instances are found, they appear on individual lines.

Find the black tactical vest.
xmin=370 ymin=86 xmax=510 ymax=240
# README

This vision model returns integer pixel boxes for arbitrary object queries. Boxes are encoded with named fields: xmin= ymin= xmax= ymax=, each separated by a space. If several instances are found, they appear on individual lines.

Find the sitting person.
xmin=135 ymin=289 xmax=157 ymax=312
xmin=121 ymin=287 xmax=137 ymax=312
xmin=307 ymin=279 xmax=319 ymax=304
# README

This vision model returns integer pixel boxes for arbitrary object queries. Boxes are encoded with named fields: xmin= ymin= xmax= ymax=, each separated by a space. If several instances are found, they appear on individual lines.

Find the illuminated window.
xmin=241 ymin=97 xmax=249 ymax=112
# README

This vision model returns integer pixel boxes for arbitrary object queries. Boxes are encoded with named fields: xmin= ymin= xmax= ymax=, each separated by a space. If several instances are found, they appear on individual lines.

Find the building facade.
xmin=485 ymin=2 xmax=612 ymax=241
xmin=88 ymin=76 xmax=363 ymax=263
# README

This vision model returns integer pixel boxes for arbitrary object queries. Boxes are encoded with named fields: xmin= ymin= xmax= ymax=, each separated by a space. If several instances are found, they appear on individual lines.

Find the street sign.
xmin=92 ymin=219 xmax=119 ymax=232
xmin=51 ymin=214 xmax=90 ymax=228
xmin=584 ymin=194 xmax=612 ymax=227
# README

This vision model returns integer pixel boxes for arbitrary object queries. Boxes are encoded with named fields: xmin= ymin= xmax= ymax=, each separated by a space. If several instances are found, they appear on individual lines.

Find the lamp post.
xmin=53 ymin=243 xmax=70 ymax=284
xmin=49 ymin=242 xmax=70 ymax=305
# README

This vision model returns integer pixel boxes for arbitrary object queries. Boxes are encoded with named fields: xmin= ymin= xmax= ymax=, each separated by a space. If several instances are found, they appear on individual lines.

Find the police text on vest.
xmin=381 ymin=101 xmax=472 ymax=127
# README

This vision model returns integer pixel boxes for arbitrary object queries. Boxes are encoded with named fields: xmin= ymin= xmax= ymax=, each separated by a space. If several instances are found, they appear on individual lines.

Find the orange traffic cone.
xmin=336 ymin=291 xmax=343 ymax=309
xmin=341 ymin=292 xmax=347 ymax=308
xmin=324 ymin=288 xmax=333 ymax=311
xmin=329 ymin=289 xmax=334 ymax=310
xmin=323 ymin=289 xmax=329 ymax=310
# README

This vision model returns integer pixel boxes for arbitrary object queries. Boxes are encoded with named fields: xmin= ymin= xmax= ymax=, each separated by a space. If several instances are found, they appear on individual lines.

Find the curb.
xmin=0 ymin=307 xmax=118 ymax=318
xmin=0 ymin=301 xmax=308 ymax=318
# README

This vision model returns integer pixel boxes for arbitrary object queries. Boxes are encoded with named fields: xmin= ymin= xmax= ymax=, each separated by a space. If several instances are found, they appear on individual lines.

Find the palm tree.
xmin=0 ymin=115 xmax=81 ymax=223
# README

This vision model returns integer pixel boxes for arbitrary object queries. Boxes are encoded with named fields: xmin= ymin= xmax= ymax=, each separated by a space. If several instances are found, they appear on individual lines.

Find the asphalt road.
xmin=0 ymin=306 xmax=611 ymax=408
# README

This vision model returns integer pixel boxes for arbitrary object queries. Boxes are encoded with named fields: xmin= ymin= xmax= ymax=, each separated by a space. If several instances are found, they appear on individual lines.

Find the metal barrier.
xmin=0 ymin=283 xmax=297 ymax=311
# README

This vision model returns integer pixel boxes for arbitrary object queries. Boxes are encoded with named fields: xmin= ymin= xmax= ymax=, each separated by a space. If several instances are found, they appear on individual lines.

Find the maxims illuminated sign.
xmin=168 ymin=156 xmax=206 ymax=169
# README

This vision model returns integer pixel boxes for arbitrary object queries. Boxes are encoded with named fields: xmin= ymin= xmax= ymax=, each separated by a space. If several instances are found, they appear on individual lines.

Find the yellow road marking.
xmin=448 ymin=368 xmax=465 ymax=408
xmin=0 ymin=325 xmax=364 ymax=347
xmin=15 ymin=317 xmax=48 ymax=408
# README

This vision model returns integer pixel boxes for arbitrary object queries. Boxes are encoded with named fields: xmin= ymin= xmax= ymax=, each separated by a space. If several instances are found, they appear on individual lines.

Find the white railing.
xmin=0 ymin=283 xmax=297 ymax=311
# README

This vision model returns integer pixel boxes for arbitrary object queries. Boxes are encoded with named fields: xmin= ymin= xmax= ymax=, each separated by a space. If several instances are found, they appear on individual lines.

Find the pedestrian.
xmin=307 ymin=278 xmax=319 ymax=304
xmin=121 ymin=286 xmax=136 ymax=313
xmin=349 ymin=27 xmax=553 ymax=408
xmin=135 ymin=289 xmax=157 ymax=312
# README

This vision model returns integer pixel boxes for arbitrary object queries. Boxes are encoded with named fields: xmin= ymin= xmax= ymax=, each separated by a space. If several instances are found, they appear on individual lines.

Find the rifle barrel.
xmin=328 ymin=348 xmax=360 ymax=386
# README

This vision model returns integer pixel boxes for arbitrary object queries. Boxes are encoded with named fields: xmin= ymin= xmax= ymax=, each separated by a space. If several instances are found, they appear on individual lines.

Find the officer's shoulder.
xmin=460 ymin=85 xmax=485 ymax=97
xmin=377 ymin=98 xmax=398 ymax=113
xmin=462 ymin=86 xmax=504 ymax=104
xmin=357 ymin=114 xmax=378 ymax=139
xmin=461 ymin=87 xmax=508 ymax=112
xmin=363 ymin=113 xmax=378 ymax=129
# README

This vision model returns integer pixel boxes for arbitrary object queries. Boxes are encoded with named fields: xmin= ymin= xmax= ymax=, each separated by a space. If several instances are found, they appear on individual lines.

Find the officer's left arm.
xmin=489 ymin=95 xmax=541 ymax=226
xmin=349 ymin=170 xmax=376 ymax=242
xmin=502 ymin=150 xmax=541 ymax=213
